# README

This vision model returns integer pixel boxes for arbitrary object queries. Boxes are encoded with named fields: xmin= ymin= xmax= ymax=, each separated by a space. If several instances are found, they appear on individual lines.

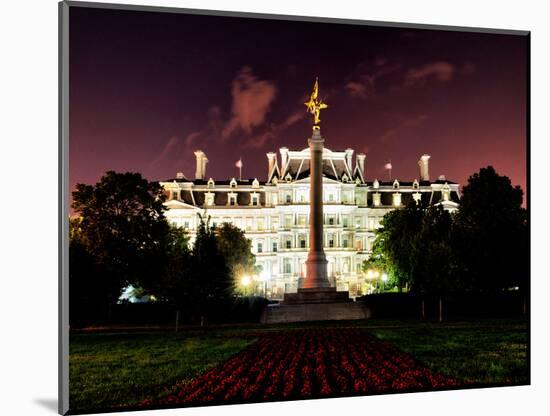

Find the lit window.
xmin=343 ymin=217 xmax=349 ymax=227
xmin=172 ymin=191 xmax=178 ymax=200
xmin=205 ymin=193 xmax=215 ymax=206
xmin=392 ymin=193 xmax=402 ymax=207
xmin=284 ymin=260 xmax=291 ymax=274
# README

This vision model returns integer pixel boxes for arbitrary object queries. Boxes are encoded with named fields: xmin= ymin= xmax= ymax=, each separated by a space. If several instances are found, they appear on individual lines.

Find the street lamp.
xmin=260 ymin=270 xmax=270 ymax=298
xmin=241 ymin=275 xmax=251 ymax=287
xmin=381 ymin=273 xmax=388 ymax=292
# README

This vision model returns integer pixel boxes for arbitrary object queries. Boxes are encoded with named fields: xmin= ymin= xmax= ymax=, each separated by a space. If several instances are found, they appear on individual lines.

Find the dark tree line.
xmin=69 ymin=171 xmax=257 ymax=326
xmin=364 ymin=166 xmax=528 ymax=297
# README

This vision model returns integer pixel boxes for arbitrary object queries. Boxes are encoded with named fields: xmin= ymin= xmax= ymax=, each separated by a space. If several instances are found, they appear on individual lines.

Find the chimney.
xmin=176 ymin=172 xmax=185 ymax=180
xmin=356 ymin=153 xmax=366 ymax=177
xmin=279 ymin=147 xmax=289 ymax=175
xmin=266 ymin=152 xmax=277 ymax=178
xmin=418 ymin=154 xmax=431 ymax=181
xmin=345 ymin=148 xmax=354 ymax=172
xmin=194 ymin=150 xmax=208 ymax=180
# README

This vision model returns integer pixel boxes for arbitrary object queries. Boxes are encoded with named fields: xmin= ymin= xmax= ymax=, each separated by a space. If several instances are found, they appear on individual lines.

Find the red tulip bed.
xmin=142 ymin=328 xmax=461 ymax=408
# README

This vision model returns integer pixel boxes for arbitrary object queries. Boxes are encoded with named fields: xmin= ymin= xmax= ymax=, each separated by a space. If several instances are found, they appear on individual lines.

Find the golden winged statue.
xmin=304 ymin=77 xmax=328 ymax=126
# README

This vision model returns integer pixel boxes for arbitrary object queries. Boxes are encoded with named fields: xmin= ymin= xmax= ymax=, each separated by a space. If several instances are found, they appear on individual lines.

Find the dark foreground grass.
xmin=69 ymin=318 xmax=527 ymax=412
xmin=69 ymin=331 xmax=255 ymax=411
xmin=367 ymin=318 xmax=528 ymax=385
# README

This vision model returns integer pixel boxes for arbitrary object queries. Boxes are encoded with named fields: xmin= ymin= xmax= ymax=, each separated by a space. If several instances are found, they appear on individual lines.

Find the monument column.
xmin=262 ymin=77 xmax=370 ymax=323
xmin=304 ymin=127 xmax=330 ymax=288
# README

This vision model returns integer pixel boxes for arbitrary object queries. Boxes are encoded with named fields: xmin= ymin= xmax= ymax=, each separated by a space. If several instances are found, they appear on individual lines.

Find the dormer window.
xmin=207 ymin=178 xmax=215 ymax=188
xmin=442 ymin=183 xmax=451 ymax=202
xmin=393 ymin=179 xmax=400 ymax=189
xmin=230 ymin=178 xmax=237 ymax=188
xmin=228 ymin=192 xmax=237 ymax=206
xmin=252 ymin=178 xmax=260 ymax=188
xmin=272 ymin=177 xmax=278 ymax=185
xmin=373 ymin=179 xmax=379 ymax=189
xmin=285 ymin=173 xmax=292 ymax=181
xmin=392 ymin=192 xmax=402 ymax=207
xmin=342 ymin=173 xmax=349 ymax=183
xmin=205 ymin=192 xmax=215 ymax=206
xmin=413 ymin=179 xmax=419 ymax=190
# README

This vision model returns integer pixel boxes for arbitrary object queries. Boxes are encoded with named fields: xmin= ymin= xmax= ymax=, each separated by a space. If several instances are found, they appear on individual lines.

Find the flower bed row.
xmin=142 ymin=328 xmax=460 ymax=407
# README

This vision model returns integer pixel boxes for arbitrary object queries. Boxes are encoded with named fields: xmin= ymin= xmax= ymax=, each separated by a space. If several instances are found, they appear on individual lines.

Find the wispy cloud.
xmin=244 ymin=109 xmax=305 ymax=149
xmin=404 ymin=61 xmax=455 ymax=86
xmin=147 ymin=105 xmax=223 ymax=178
xmin=222 ymin=67 xmax=277 ymax=139
xmin=345 ymin=60 xmax=402 ymax=100
xmin=345 ymin=81 xmax=369 ymax=99
xmin=378 ymin=113 xmax=429 ymax=143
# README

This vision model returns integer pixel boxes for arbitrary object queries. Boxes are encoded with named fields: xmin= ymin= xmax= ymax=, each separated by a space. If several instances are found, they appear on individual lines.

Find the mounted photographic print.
xmin=59 ymin=1 xmax=530 ymax=414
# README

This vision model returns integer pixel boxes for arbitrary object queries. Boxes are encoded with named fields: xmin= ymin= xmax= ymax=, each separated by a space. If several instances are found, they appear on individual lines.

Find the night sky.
xmin=69 ymin=6 xmax=528 ymax=201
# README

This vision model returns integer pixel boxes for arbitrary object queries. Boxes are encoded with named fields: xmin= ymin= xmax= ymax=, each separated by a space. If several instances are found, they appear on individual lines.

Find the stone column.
xmin=304 ymin=128 xmax=330 ymax=288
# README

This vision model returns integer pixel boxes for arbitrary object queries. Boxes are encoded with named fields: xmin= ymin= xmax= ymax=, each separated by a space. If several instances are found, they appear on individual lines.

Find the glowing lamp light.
xmin=381 ymin=273 xmax=389 ymax=283
xmin=241 ymin=275 xmax=251 ymax=287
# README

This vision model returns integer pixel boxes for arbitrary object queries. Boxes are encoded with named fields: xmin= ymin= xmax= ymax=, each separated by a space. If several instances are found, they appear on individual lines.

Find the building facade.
xmin=160 ymin=147 xmax=460 ymax=300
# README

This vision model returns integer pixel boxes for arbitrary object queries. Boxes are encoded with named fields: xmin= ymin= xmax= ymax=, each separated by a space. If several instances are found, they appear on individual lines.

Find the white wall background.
xmin=0 ymin=0 xmax=547 ymax=415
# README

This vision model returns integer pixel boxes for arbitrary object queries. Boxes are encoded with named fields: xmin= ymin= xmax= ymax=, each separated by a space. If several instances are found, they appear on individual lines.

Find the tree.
xmin=215 ymin=222 xmax=257 ymax=288
xmin=71 ymin=171 xmax=168 ymax=310
xmin=69 ymin=217 xmax=106 ymax=326
xmin=188 ymin=214 xmax=233 ymax=320
xmin=454 ymin=166 xmax=527 ymax=292
xmin=142 ymin=225 xmax=191 ymax=307
xmin=370 ymin=202 xmax=425 ymax=291
xmin=368 ymin=202 xmax=459 ymax=321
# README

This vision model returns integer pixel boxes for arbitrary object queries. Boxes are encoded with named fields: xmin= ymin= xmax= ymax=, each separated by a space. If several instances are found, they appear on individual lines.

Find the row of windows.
xmin=170 ymin=190 xmax=435 ymax=207
xmin=254 ymin=237 xmax=369 ymax=252
xmin=170 ymin=216 xmax=382 ymax=232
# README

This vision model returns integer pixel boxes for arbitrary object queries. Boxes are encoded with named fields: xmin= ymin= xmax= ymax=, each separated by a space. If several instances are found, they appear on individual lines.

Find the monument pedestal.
xmin=260 ymin=287 xmax=371 ymax=324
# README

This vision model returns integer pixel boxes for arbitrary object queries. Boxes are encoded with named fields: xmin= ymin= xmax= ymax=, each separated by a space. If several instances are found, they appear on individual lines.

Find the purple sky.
xmin=69 ymin=6 xmax=528 ymax=203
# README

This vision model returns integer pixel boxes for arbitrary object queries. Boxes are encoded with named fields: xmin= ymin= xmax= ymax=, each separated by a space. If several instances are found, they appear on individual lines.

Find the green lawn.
xmin=69 ymin=318 xmax=528 ymax=412
xmin=69 ymin=331 xmax=255 ymax=411
xmin=365 ymin=318 xmax=528 ymax=384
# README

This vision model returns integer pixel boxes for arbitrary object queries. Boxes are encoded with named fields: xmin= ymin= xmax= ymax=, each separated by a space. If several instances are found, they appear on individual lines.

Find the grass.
xmin=366 ymin=318 xmax=528 ymax=385
xmin=69 ymin=331 xmax=255 ymax=412
xmin=69 ymin=317 xmax=528 ymax=412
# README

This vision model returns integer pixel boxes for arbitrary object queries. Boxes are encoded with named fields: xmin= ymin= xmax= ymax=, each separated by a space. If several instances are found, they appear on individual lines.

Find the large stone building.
xmin=160 ymin=147 xmax=460 ymax=300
